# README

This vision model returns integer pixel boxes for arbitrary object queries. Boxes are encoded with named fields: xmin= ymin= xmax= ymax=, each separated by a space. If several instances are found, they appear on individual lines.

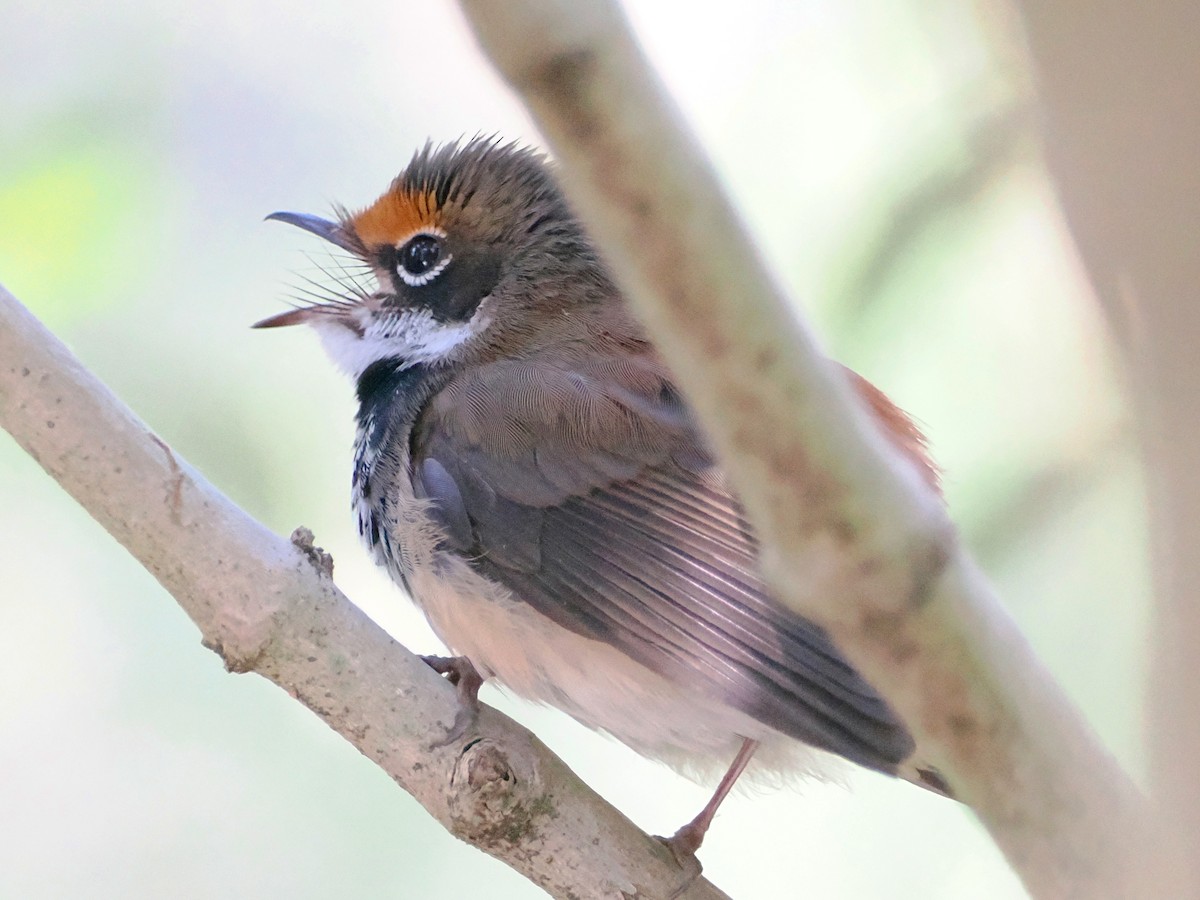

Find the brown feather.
xmin=842 ymin=366 xmax=941 ymax=494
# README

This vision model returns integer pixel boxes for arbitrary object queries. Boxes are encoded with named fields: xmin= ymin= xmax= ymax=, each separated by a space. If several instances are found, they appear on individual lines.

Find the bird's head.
xmin=257 ymin=138 xmax=613 ymax=378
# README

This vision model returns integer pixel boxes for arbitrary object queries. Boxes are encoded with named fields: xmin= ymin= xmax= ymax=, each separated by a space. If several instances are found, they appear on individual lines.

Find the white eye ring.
xmin=396 ymin=231 xmax=452 ymax=287
xmin=398 ymin=253 xmax=452 ymax=287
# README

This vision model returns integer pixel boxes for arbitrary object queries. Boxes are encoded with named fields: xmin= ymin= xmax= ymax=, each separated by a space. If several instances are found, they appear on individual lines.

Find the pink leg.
xmin=666 ymin=737 xmax=759 ymax=859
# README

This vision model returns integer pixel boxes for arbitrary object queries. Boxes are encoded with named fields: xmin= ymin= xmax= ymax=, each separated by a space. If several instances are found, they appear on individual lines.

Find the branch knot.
xmin=449 ymin=737 xmax=556 ymax=851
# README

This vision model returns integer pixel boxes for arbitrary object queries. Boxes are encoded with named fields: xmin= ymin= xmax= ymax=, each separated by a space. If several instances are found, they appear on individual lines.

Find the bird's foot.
xmin=421 ymin=654 xmax=484 ymax=748
xmin=655 ymin=827 xmax=704 ymax=899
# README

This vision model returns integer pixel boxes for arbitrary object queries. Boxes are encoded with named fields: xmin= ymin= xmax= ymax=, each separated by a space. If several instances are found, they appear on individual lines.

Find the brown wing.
xmin=412 ymin=349 xmax=934 ymax=772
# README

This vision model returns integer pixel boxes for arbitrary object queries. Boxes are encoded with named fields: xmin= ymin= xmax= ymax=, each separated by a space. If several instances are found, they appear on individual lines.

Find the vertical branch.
xmin=1013 ymin=0 xmax=1200 ymax=892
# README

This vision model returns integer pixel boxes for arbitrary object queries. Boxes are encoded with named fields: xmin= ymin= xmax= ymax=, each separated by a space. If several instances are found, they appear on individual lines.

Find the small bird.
xmin=257 ymin=138 xmax=950 ymax=858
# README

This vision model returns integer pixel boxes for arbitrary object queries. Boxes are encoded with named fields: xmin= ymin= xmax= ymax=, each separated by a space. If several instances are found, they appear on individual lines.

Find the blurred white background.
xmin=0 ymin=1 xmax=1145 ymax=897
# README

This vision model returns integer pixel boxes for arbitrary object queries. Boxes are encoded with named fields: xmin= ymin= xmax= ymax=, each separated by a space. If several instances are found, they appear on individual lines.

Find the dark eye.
xmin=396 ymin=233 xmax=449 ymax=286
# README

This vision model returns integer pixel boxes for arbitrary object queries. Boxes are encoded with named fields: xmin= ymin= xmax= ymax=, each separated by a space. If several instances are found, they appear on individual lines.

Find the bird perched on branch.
xmin=257 ymin=137 xmax=950 ymax=859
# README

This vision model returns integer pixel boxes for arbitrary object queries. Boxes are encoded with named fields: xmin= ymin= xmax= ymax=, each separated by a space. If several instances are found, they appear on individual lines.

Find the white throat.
xmin=311 ymin=299 xmax=493 ymax=380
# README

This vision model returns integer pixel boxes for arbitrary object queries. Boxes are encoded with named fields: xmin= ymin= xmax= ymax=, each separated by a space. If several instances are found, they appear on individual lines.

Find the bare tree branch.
xmin=456 ymin=1 xmax=1160 ymax=895
xmin=0 ymin=283 xmax=732 ymax=900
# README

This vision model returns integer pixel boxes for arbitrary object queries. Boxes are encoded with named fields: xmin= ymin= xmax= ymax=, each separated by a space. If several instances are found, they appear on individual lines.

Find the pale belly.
xmin=406 ymin=547 xmax=834 ymax=786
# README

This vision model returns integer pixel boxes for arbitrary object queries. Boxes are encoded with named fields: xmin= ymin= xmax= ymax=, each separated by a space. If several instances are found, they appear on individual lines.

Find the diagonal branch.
xmin=456 ymin=0 xmax=1161 ymax=895
xmin=0 ymin=283 xmax=731 ymax=900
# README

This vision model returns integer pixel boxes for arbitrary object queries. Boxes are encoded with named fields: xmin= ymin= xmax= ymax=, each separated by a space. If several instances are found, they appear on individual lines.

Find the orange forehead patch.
xmin=349 ymin=188 xmax=441 ymax=248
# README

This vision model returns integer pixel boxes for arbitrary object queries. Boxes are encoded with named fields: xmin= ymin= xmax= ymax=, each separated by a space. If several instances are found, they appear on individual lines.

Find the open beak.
xmin=252 ymin=307 xmax=324 ymax=329
xmin=265 ymin=211 xmax=360 ymax=252
xmin=255 ymin=210 xmax=362 ymax=329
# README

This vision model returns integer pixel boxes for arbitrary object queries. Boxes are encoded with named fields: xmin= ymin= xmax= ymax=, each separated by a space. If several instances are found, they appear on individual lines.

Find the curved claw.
xmin=422 ymin=654 xmax=484 ymax=748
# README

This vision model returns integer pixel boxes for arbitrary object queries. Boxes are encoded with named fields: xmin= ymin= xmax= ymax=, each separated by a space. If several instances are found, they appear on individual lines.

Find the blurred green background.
xmin=0 ymin=1 xmax=1144 ymax=897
